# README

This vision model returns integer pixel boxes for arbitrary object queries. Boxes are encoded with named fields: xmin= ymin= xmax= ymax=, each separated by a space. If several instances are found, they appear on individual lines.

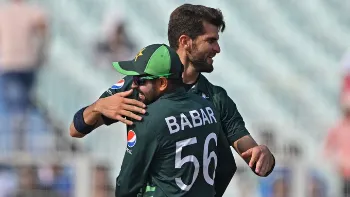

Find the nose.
xmin=213 ymin=42 xmax=221 ymax=53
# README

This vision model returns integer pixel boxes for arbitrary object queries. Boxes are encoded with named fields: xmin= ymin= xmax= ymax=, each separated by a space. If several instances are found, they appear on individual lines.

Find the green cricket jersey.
xmin=100 ymin=74 xmax=250 ymax=197
xmin=100 ymin=75 xmax=249 ymax=143
xmin=185 ymin=75 xmax=250 ymax=144
xmin=114 ymin=88 xmax=225 ymax=197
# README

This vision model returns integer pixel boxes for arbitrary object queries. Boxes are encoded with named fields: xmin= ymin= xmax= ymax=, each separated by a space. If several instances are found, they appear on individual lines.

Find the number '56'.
xmin=175 ymin=133 xmax=218 ymax=191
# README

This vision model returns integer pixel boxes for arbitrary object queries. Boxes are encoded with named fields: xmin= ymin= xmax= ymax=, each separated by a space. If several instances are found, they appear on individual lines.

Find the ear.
xmin=178 ymin=35 xmax=192 ymax=51
xmin=158 ymin=77 xmax=168 ymax=92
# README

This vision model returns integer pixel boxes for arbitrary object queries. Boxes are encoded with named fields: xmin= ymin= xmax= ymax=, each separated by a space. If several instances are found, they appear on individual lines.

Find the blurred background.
xmin=0 ymin=0 xmax=349 ymax=196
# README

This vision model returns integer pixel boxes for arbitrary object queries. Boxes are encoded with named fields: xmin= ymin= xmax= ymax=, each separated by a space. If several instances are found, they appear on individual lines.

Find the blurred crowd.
xmin=0 ymin=162 xmax=114 ymax=197
xmin=244 ymin=127 xmax=328 ymax=197
xmin=0 ymin=0 xmax=48 ymax=152
xmin=0 ymin=0 xmax=349 ymax=197
xmin=0 ymin=0 xmax=132 ymax=196
xmin=93 ymin=9 xmax=136 ymax=70
xmin=323 ymin=49 xmax=350 ymax=197
xmin=0 ymin=163 xmax=70 ymax=197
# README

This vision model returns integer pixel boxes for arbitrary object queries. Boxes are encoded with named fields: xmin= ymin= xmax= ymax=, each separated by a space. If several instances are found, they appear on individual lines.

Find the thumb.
xmin=241 ymin=148 xmax=253 ymax=158
xmin=117 ymin=89 xmax=133 ymax=97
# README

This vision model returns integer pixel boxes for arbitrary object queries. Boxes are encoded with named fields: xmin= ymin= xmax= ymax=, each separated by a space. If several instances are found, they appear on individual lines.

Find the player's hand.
xmin=241 ymin=145 xmax=275 ymax=176
xmin=95 ymin=89 xmax=146 ymax=125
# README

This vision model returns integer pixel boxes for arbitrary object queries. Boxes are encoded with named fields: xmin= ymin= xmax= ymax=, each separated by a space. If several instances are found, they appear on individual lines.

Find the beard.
xmin=137 ymin=87 xmax=159 ymax=105
xmin=187 ymin=45 xmax=214 ymax=73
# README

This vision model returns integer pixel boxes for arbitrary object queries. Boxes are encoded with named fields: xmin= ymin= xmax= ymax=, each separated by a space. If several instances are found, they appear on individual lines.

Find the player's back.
xmin=145 ymin=90 xmax=222 ymax=197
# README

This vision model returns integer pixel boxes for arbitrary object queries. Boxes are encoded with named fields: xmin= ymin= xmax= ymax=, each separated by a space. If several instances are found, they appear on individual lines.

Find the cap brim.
xmin=112 ymin=61 xmax=142 ymax=76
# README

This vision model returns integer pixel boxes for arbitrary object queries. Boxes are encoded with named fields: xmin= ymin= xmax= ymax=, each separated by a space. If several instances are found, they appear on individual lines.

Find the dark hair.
xmin=168 ymin=4 xmax=226 ymax=49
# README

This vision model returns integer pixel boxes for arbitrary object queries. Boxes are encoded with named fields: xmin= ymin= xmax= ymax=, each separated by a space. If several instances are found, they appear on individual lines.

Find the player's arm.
xmin=115 ymin=118 xmax=159 ymax=197
xmin=69 ymin=77 xmax=146 ymax=138
xmin=69 ymin=89 xmax=146 ymax=138
xmin=233 ymin=135 xmax=275 ymax=176
xmin=217 ymin=89 xmax=275 ymax=177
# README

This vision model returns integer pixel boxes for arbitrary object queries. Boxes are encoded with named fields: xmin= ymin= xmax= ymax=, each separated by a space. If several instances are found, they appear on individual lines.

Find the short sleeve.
xmin=214 ymin=88 xmax=250 ymax=144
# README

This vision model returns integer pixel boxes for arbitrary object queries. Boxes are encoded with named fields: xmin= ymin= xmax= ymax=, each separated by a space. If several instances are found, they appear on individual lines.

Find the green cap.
xmin=112 ymin=44 xmax=183 ymax=79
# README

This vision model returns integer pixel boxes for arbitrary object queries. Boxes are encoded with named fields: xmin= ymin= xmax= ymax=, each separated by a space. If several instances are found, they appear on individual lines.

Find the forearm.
xmin=233 ymin=135 xmax=258 ymax=163
xmin=83 ymin=102 xmax=103 ymax=125
xmin=70 ymin=103 xmax=104 ymax=138
xmin=233 ymin=135 xmax=275 ymax=177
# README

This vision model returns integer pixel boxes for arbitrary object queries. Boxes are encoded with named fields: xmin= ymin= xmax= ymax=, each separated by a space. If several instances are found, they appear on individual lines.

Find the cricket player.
xmin=70 ymin=4 xmax=275 ymax=197
xmin=71 ymin=44 xmax=229 ymax=197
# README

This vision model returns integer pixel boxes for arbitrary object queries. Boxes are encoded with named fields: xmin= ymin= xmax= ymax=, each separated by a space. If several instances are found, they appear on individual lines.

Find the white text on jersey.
xmin=165 ymin=107 xmax=217 ymax=134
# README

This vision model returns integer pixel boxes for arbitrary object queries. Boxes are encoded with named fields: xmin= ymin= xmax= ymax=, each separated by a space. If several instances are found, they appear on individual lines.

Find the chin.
xmin=206 ymin=66 xmax=214 ymax=73
xmin=197 ymin=65 xmax=214 ymax=73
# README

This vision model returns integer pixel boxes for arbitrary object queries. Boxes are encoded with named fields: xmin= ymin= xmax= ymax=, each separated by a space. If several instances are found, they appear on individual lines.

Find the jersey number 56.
xmin=175 ymin=132 xmax=217 ymax=191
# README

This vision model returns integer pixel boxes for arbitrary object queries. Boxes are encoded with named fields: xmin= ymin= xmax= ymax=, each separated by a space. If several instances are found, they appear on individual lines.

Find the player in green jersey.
xmin=71 ymin=44 xmax=229 ymax=197
xmin=70 ymin=4 xmax=275 ymax=197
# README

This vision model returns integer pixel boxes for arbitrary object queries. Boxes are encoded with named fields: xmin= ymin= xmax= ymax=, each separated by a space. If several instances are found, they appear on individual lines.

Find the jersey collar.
xmin=160 ymin=87 xmax=187 ymax=99
xmin=189 ymin=74 xmax=209 ymax=95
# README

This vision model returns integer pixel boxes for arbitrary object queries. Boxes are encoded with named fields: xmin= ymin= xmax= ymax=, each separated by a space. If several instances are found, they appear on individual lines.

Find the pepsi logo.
xmin=127 ymin=130 xmax=136 ymax=148
xmin=111 ymin=79 xmax=125 ymax=89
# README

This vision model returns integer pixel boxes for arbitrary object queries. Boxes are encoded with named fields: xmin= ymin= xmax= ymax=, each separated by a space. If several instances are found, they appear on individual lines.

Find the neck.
xmin=177 ymin=49 xmax=200 ymax=84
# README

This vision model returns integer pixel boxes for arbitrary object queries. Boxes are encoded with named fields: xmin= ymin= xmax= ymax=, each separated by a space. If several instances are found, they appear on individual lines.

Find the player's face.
xmin=187 ymin=22 xmax=221 ymax=73
xmin=132 ymin=76 xmax=161 ymax=105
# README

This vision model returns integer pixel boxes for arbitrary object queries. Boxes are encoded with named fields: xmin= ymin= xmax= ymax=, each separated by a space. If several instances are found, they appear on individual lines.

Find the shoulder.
xmin=198 ymin=75 xmax=238 ymax=112
xmin=100 ymin=75 xmax=133 ymax=98
xmin=187 ymin=92 xmax=217 ymax=111
xmin=199 ymin=75 xmax=227 ymax=95
xmin=157 ymin=91 xmax=219 ymax=119
xmin=144 ymin=99 xmax=172 ymax=121
xmin=132 ymin=101 xmax=169 ymax=139
xmin=143 ymin=94 xmax=207 ymax=124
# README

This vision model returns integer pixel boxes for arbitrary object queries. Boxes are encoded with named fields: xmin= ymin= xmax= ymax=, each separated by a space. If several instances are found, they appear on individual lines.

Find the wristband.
xmin=73 ymin=106 xmax=96 ymax=135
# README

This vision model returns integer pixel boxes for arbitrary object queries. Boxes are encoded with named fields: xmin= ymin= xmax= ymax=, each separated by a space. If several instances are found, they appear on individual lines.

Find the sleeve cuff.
xmin=227 ymin=129 xmax=250 ymax=144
